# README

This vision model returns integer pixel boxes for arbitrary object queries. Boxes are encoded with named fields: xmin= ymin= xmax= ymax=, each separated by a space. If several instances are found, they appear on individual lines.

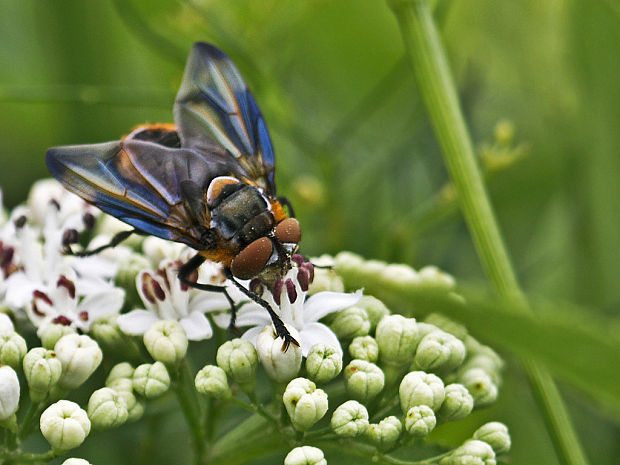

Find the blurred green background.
xmin=1 ymin=0 xmax=619 ymax=463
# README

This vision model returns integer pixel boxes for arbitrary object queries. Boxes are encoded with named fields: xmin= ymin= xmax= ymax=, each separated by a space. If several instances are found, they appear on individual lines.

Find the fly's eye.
xmin=274 ymin=218 xmax=301 ymax=244
xmin=231 ymin=237 xmax=273 ymax=280
xmin=206 ymin=176 xmax=241 ymax=206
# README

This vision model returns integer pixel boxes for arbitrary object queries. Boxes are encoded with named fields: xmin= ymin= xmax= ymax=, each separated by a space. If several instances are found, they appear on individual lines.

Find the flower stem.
xmin=17 ymin=401 xmax=41 ymax=441
xmin=173 ymin=361 xmax=206 ymax=464
xmin=386 ymin=1 xmax=589 ymax=464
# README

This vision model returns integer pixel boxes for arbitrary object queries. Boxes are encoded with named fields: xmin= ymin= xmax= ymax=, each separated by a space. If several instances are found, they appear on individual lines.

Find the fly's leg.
xmin=63 ymin=229 xmax=135 ymax=257
xmin=224 ymin=268 xmax=299 ymax=351
xmin=178 ymin=254 xmax=239 ymax=334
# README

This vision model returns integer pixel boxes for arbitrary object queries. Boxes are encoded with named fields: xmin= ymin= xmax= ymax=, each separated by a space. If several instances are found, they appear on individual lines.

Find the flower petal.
xmin=235 ymin=304 xmax=271 ymax=328
xmin=80 ymin=288 xmax=125 ymax=322
xmin=180 ymin=311 xmax=213 ymax=341
xmin=117 ymin=309 xmax=158 ymax=336
xmin=303 ymin=290 xmax=362 ymax=323
xmin=299 ymin=322 xmax=343 ymax=356
xmin=241 ymin=325 xmax=266 ymax=347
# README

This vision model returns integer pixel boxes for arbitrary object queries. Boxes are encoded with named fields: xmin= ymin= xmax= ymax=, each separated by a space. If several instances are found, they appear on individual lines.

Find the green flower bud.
xmin=437 ymin=384 xmax=473 ymax=422
xmin=127 ymin=399 xmax=145 ymax=422
xmin=54 ymin=334 xmax=103 ymax=390
xmin=366 ymin=416 xmax=402 ymax=449
xmin=62 ymin=458 xmax=92 ymax=465
xmin=282 ymin=377 xmax=328 ymax=431
xmin=458 ymin=368 xmax=498 ymax=407
xmin=0 ymin=331 xmax=27 ymax=368
xmin=305 ymin=343 xmax=343 ymax=385
xmin=399 ymin=371 xmax=445 ymax=413
xmin=90 ymin=314 xmax=140 ymax=359
xmin=216 ymin=339 xmax=258 ymax=392
xmin=256 ymin=325 xmax=302 ymax=383
xmin=308 ymin=255 xmax=344 ymax=295
xmin=195 ymin=365 xmax=231 ymax=399
xmin=115 ymin=253 xmax=151 ymax=308
xmin=106 ymin=377 xmax=133 ymax=393
xmin=40 ymin=400 xmax=90 ymax=452
xmin=416 ymin=322 xmax=440 ymax=340
xmin=39 ymin=324 xmax=76 ymax=350
xmin=460 ymin=343 xmax=503 ymax=386
xmin=133 ymin=362 xmax=170 ymax=399
xmin=331 ymin=400 xmax=369 ymax=437
xmin=382 ymin=263 xmax=420 ymax=286
xmin=87 ymin=387 xmax=128 ymax=430
xmin=284 ymin=445 xmax=327 ymax=465
xmin=143 ymin=320 xmax=188 ymax=365
xmin=355 ymin=296 xmax=390 ymax=331
xmin=473 ymin=422 xmax=511 ymax=455
xmin=349 ymin=336 xmax=379 ymax=362
xmin=414 ymin=330 xmax=466 ymax=372
xmin=404 ymin=405 xmax=436 ymax=437
xmin=376 ymin=315 xmax=420 ymax=366
xmin=439 ymin=440 xmax=496 ymax=465
xmin=106 ymin=362 xmax=135 ymax=384
xmin=0 ymin=365 xmax=20 ymax=420
xmin=23 ymin=347 xmax=62 ymax=402
xmin=424 ymin=313 xmax=468 ymax=341
xmin=330 ymin=307 xmax=370 ymax=340
xmin=417 ymin=266 xmax=456 ymax=290
xmin=344 ymin=360 xmax=385 ymax=403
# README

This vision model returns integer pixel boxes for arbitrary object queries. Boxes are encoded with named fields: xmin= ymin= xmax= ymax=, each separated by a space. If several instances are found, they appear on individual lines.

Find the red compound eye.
xmin=231 ymin=237 xmax=273 ymax=280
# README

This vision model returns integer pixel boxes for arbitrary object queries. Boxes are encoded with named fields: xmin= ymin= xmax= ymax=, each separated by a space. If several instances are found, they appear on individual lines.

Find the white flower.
xmin=26 ymin=269 xmax=124 ymax=334
xmin=117 ymin=259 xmax=229 ymax=340
xmin=236 ymin=266 xmax=361 ymax=356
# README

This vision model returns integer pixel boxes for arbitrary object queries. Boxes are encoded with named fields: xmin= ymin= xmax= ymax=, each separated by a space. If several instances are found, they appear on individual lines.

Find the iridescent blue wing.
xmin=46 ymin=137 xmax=234 ymax=249
xmin=174 ymin=42 xmax=276 ymax=194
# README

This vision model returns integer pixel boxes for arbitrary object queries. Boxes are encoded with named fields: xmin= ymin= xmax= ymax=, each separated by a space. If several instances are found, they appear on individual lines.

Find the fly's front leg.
xmin=178 ymin=254 xmax=239 ymax=333
xmin=224 ymin=268 xmax=299 ymax=351
xmin=63 ymin=229 xmax=135 ymax=257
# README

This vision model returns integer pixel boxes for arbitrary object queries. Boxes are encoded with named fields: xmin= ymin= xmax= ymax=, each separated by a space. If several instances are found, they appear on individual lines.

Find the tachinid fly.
xmin=46 ymin=42 xmax=302 ymax=349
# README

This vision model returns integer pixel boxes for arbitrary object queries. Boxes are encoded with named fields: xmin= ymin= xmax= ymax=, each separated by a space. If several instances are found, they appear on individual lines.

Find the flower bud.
xmin=0 ymin=314 xmax=14 ymax=333
xmin=39 ymin=324 xmax=76 ymax=350
xmin=284 ymin=446 xmax=327 ymax=465
xmin=473 ymin=422 xmax=511 ymax=455
xmin=376 ymin=315 xmax=420 ymax=366
xmin=195 ymin=365 xmax=231 ymax=399
xmin=305 ymin=343 xmax=342 ymax=385
xmin=144 ymin=320 xmax=188 ymax=365
xmin=62 ymin=459 xmax=92 ymax=465
xmin=55 ymin=334 xmax=103 ymax=390
xmin=414 ymin=330 xmax=466 ymax=372
xmin=106 ymin=362 xmax=135 ymax=384
xmin=282 ymin=377 xmax=328 ymax=431
xmin=216 ymin=339 xmax=258 ymax=392
xmin=127 ymin=399 xmax=145 ymax=422
xmin=331 ymin=400 xmax=369 ymax=437
xmin=133 ymin=361 xmax=170 ymax=399
xmin=439 ymin=440 xmax=496 ymax=465
xmin=458 ymin=368 xmax=498 ymax=407
xmin=425 ymin=313 xmax=468 ymax=341
xmin=344 ymin=360 xmax=385 ymax=403
xmin=256 ymin=325 xmax=302 ymax=383
xmin=87 ymin=387 xmax=128 ymax=430
xmin=0 ymin=331 xmax=27 ymax=368
xmin=366 ymin=416 xmax=402 ymax=449
xmin=23 ymin=347 xmax=62 ymax=402
xmin=417 ymin=266 xmax=456 ymax=290
xmin=355 ymin=296 xmax=390 ymax=331
xmin=308 ymin=256 xmax=344 ymax=295
xmin=329 ymin=307 xmax=370 ymax=340
xmin=90 ymin=314 xmax=140 ymax=359
xmin=40 ymin=400 xmax=91 ymax=452
xmin=399 ymin=371 xmax=445 ymax=413
xmin=349 ymin=336 xmax=379 ymax=362
xmin=460 ymin=344 xmax=503 ymax=386
xmin=0 ymin=365 xmax=20 ymax=420
xmin=437 ymin=383 xmax=473 ymax=422
xmin=404 ymin=405 xmax=436 ymax=437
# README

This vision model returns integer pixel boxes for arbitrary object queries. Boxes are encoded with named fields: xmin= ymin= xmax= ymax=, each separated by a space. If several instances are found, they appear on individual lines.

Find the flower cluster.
xmin=0 ymin=180 xmax=510 ymax=465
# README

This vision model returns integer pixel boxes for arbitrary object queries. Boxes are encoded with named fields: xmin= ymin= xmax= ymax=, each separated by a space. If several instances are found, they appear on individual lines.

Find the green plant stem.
xmin=174 ymin=361 xmax=206 ymax=464
xmin=17 ymin=401 xmax=41 ymax=441
xmin=10 ymin=450 xmax=55 ymax=464
xmin=316 ymin=440 xmax=448 ymax=465
xmin=387 ymin=1 xmax=589 ymax=465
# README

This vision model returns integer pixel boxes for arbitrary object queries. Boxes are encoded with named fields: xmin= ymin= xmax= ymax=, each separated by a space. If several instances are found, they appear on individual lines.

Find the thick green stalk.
xmin=387 ymin=1 xmax=589 ymax=464
xmin=174 ymin=362 xmax=206 ymax=464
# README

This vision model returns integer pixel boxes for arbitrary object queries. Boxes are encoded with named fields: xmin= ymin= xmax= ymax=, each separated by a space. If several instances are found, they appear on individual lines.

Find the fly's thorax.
xmin=206 ymin=177 xmax=275 ymax=246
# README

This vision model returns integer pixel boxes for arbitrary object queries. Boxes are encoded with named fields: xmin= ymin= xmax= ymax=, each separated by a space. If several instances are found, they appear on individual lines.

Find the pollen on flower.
xmin=53 ymin=315 xmax=72 ymax=326
xmin=79 ymin=311 xmax=89 ymax=322
xmin=33 ymin=290 xmax=53 ymax=307
xmin=57 ymin=275 xmax=76 ymax=299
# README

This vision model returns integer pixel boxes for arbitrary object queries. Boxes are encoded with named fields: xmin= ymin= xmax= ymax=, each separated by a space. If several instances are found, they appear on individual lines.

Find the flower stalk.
xmin=386 ymin=0 xmax=588 ymax=464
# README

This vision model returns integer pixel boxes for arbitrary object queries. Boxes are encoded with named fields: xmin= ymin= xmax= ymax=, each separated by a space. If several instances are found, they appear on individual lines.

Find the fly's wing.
xmin=46 ymin=138 xmax=232 ymax=249
xmin=174 ymin=42 xmax=276 ymax=194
